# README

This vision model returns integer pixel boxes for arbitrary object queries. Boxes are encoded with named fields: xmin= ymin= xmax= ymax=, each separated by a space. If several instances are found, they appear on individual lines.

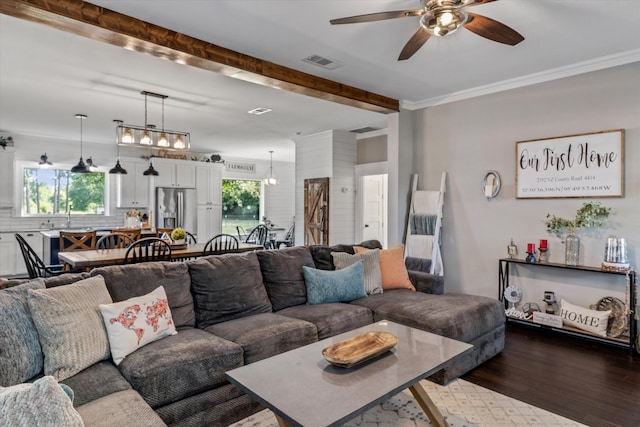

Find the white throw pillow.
xmin=100 ymin=286 xmax=177 ymax=365
xmin=560 ymin=299 xmax=611 ymax=337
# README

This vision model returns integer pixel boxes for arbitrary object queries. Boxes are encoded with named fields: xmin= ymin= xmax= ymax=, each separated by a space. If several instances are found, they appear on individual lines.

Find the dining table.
xmin=58 ymin=242 xmax=263 ymax=270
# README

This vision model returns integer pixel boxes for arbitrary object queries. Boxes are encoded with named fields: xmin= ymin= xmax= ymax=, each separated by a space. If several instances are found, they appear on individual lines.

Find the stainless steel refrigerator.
xmin=156 ymin=187 xmax=197 ymax=233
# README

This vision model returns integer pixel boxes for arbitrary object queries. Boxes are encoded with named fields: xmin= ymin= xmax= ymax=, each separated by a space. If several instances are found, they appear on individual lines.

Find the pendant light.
xmin=38 ymin=153 xmax=52 ymax=168
xmin=157 ymin=96 xmax=170 ymax=147
xmin=263 ymin=150 xmax=278 ymax=186
xmin=109 ymin=120 xmax=128 ymax=174
xmin=140 ymin=91 xmax=153 ymax=145
xmin=143 ymin=158 xmax=159 ymax=176
xmin=70 ymin=114 xmax=90 ymax=173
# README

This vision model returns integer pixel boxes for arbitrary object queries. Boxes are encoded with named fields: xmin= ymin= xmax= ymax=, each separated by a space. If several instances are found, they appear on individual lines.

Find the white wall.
xmin=415 ymin=62 xmax=640 ymax=310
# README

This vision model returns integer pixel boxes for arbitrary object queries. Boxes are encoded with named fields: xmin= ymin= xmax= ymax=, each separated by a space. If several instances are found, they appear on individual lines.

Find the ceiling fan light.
xmin=420 ymin=9 xmax=466 ymax=37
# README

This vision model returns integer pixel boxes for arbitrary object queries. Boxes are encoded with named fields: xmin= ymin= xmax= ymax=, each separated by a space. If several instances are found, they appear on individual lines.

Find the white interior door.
xmin=361 ymin=174 xmax=387 ymax=247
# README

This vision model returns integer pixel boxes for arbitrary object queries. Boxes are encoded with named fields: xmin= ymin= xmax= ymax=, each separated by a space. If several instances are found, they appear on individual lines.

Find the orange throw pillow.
xmin=354 ymin=244 xmax=415 ymax=291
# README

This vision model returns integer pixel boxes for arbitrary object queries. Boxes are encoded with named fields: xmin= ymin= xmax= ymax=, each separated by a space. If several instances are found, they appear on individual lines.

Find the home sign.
xmin=516 ymin=129 xmax=624 ymax=199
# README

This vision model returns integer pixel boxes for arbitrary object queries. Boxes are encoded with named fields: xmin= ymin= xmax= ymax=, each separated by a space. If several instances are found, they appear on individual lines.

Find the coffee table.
xmin=226 ymin=320 xmax=473 ymax=427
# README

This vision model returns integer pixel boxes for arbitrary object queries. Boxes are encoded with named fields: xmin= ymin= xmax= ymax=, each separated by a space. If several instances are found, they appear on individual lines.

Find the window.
xmin=221 ymin=179 xmax=261 ymax=236
xmin=22 ymin=168 xmax=105 ymax=215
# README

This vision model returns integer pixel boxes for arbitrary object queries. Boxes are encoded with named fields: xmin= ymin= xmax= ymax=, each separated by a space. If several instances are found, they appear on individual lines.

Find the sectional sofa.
xmin=0 ymin=242 xmax=505 ymax=427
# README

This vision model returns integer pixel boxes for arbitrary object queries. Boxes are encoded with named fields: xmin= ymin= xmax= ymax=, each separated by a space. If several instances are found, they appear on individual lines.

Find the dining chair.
xmin=186 ymin=231 xmax=197 ymax=244
xmin=96 ymin=232 xmax=135 ymax=250
xmin=111 ymin=228 xmax=141 ymax=242
xmin=275 ymin=223 xmax=295 ymax=249
xmin=244 ymin=224 xmax=269 ymax=249
xmin=203 ymin=234 xmax=239 ymax=255
xmin=236 ymin=226 xmax=248 ymax=242
xmin=15 ymin=233 xmax=66 ymax=279
xmin=124 ymin=237 xmax=172 ymax=264
xmin=59 ymin=230 xmax=97 ymax=251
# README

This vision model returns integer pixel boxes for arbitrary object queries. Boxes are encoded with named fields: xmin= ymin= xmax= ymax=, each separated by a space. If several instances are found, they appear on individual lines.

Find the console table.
xmin=498 ymin=258 xmax=637 ymax=355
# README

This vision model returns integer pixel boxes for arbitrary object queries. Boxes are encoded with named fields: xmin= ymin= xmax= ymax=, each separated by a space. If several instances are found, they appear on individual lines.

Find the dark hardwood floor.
xmin=462 ymin=323 xmax=640 ymax=427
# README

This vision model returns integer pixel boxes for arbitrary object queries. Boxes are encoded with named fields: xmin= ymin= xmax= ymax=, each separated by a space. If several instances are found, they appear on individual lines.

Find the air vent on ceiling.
xmin=350 ymin=126 xmax=382 ymax=134
xmin=303 ymin=54 xmax=342 ymax=70
xmin=248 ymin=107 xmax=272 ymax=115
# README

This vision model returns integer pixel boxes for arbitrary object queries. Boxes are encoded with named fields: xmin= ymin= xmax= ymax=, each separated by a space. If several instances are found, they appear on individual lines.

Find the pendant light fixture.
xmin=263 ymin=150 xmax=278 ymax=186
xmin=109 ymin=120 xmax=128 ymax=174
xmin=115 ymin=90 xmax=190 ymax=151
xmin=143 ymin=158 xmax=159 ymax=176
xmin=70 ymin=114 xmax=90 ymax=173
xmin=38 ymin=153 xmax=52 ymax=168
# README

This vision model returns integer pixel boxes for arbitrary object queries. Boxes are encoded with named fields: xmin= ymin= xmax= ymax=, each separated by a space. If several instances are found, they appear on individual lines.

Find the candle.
xmin=527 ymin=243 xmax=535 ymax=253
xmin=539 ymin=239 xmax=548 ymax=249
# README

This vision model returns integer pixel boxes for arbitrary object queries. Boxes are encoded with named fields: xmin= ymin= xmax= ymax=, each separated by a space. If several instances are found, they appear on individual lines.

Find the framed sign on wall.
xmin=516 ymin=129 xmax=624 ymax=199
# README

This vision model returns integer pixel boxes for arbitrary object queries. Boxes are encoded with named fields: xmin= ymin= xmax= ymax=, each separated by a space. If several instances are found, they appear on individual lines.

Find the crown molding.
xmin=401 ymin=49 xmax=640 ymax=110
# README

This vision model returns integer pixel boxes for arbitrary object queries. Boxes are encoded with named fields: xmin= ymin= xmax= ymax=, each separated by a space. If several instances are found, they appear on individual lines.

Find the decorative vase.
xmin=565 ymin=234 xmax=580 ymax=266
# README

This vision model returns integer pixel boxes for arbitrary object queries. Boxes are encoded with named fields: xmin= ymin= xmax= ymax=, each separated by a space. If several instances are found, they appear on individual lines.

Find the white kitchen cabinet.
xmin=196 ymin=163 xmax=223 ymax=206
xmin=0 ymin=233 xmax=16 ymax=277
xmin=197 ymin=205 xmax=221 ymax=243
xmin=117 ymin=159 xmax=150 ymax=208
xmin=0 ymin=150 xmax=15 ymax=207
xmin=0 ymin=232 xmax=42 ymax=277
xmin=154 ymin=159 xmax=196 ymax=188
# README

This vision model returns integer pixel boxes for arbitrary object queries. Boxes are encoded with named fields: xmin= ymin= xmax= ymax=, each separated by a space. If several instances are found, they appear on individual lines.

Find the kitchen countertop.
xmin=40 ymin=228 xmax=156 ymax=238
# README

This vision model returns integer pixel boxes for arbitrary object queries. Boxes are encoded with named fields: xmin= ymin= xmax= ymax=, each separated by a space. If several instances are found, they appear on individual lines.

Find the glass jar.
xmin=565 ymin=234 xmax=580 ymax=266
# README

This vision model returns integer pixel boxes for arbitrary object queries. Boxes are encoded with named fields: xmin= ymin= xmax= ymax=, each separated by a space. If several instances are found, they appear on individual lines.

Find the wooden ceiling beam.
xmin=0 ymin=0 xmax=400 ymax=114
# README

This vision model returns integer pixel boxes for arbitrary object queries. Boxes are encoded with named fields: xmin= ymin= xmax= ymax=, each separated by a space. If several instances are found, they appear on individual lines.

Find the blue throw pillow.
xmin=303 ymin=260 xmax=366 ymax=305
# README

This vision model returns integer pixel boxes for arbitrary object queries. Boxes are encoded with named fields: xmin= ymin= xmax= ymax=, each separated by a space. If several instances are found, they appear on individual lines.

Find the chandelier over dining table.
xmin=116 ymin=90 xmax=190 ymax=151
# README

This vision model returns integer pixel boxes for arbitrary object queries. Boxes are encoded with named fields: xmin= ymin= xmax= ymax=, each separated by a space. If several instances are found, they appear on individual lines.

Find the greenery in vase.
xmin=544 ymin=202 xmax=611 ymax=238
xmin=170 ymin=227 xmax=186 ymax=241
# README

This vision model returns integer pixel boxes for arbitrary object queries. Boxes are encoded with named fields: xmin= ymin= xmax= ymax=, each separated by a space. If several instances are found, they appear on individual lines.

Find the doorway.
xmin=357 ymin=174 xmax=388 ymax=247
xmin=304 ymin=178 xmax=329 ymax=245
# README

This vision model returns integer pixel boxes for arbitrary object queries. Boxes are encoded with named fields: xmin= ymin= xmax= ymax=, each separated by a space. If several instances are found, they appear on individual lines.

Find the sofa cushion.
xmin=204 ymin=312 xmax=317 ymax=364
xmin=278 ymin=303 xmax=373 ymax=340
xmin=28 ymin=275 xmax=112 ymax=381
xmin=76 ymin=389 xmax=166 ymax=427
xmin=308 ymin=240 xmax=382 ymax=271
xmin=91 ymin=262 xmax=195 ymax=328
xmin=256 ymin=246 xmax=315 ymax=311
xmin=117 ymin=327 xmax=243 ymax=408
xmin=61 ymin=360 xmax=132 ymax=407
xmin=0 ymin=376 xmax=84 ymax=427
xmin=99 ymin=286 xmax=177 ymax=365
xmin=355 ymin=244 xmax=415 ymax=291
xmin=43 ymin=272 xmax=91 ymax=288
xmin=0 ymin=279 xmax=45 ymax=386
xmin=368 ymin=292 xmax=505 ymax=343
xmin=188 ymin=252 xmax=272 ymax=328
xmin=332 ymin=249 xmax=383 ymax=295
xmin=303 ymin=261 xmax=366 ymax=305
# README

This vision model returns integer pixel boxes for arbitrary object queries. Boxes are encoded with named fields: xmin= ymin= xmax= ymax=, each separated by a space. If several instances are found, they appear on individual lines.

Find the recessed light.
xmin=248 ymin=107 xmax=272 ymax=115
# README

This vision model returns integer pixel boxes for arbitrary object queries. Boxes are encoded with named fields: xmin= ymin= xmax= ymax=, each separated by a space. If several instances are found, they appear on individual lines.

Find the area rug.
xmin=229 ymin=379 xmax=586 ymax=427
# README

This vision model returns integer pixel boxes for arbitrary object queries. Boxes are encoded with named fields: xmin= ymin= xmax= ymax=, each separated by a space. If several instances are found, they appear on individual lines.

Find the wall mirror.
xmin=482 ymin=170 xmax=501 ymax=200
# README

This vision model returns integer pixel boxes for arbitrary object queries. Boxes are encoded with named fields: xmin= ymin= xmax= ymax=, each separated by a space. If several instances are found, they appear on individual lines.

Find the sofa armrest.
xmin=408 ymin=270 xmax=444 ymax=295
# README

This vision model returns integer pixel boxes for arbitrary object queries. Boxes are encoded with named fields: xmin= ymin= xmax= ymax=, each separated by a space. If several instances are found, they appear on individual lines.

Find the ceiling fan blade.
xmin=466 ymin=0 xmax=499 ymax=6
xmin=398 ymin=27 xmax=431 ymax=61
xmin=330 ymin=10 xmax=423 ymax=25
xmin=464 ymin=13 xmax=524 ymax=46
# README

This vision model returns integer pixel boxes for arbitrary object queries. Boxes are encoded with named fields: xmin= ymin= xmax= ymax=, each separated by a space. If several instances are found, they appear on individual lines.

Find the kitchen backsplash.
xmin=0 ymin=206 xmax=130 ymax=232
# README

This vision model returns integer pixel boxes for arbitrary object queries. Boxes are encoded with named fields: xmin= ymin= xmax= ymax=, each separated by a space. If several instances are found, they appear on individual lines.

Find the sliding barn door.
xmin=304 ymin=178 xmax=329 ymax=245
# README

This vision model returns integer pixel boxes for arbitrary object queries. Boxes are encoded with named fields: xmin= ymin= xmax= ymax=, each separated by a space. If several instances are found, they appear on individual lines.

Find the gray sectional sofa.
xmin=0 ymin=242 xmax=505 ymax=427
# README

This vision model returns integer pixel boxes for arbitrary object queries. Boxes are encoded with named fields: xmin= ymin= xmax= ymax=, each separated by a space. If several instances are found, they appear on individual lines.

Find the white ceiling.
xmin=2 ymin=0 xmax=640 ymax=162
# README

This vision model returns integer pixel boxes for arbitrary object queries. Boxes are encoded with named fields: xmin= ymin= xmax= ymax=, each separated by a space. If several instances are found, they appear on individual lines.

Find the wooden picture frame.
xmin=516 ymin=129 xmax=624 ymax=199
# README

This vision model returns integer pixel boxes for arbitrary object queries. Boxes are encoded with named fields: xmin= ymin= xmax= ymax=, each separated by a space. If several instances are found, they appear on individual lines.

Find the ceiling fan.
xmin=330 ymin=0 xmax=524 ymax=61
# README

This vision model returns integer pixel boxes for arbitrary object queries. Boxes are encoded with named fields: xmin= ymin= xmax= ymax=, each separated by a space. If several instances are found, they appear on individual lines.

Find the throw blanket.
xmin=410 ymin=214 xmax=436 ymax=235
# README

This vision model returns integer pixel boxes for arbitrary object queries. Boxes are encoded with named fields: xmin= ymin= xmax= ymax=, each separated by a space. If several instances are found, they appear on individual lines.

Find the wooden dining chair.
xmin=59 ymin=230 xmax=97 ymax=251
xmin=111 ymin=228 xmax=141 ymax=242
xmin=16 ymin=233 xmax=67 ymax=279
xmin=96 ymin=232 xmax=135 ymax=250
xmin=124 ymin=237 xmax=172 ymax=264
xmin=203 ymin=234 xmax=239 ymax=256
xmin=275 ymin=223 xmax=295 ymax=249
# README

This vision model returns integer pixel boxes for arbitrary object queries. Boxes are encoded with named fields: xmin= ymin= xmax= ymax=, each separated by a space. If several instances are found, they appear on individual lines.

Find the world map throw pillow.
xmin=99 ymin=286 xmax=177 ymax=365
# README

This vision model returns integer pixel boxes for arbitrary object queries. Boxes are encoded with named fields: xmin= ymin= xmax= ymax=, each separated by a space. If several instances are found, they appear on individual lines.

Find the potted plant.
xmin=170 ymin=227 xmax=187 ymax=245
xmin=544 ymin=202 xmax=611 ymax=265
